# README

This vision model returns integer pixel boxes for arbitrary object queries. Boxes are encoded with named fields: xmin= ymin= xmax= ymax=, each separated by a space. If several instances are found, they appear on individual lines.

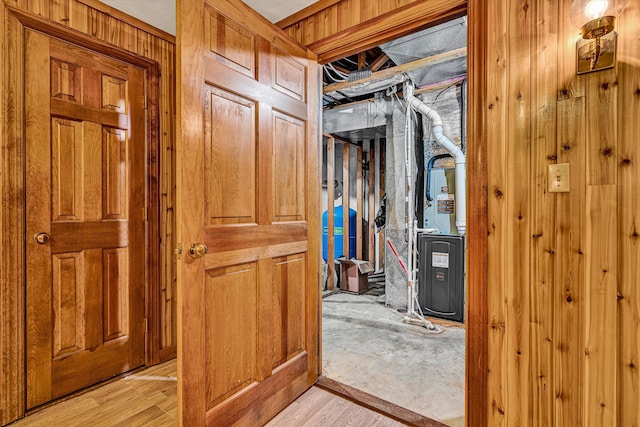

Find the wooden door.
xmin=177 ymin=0 xmax=319 ymax=425
xmin=24 ymin=30 xmax=146 ymax=409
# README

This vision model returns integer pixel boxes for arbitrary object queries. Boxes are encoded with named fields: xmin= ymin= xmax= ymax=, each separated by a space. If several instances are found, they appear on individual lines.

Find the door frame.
xmin=0 ymin=6 xmax=162 ymax=421
xmin=294 ymin=1 xmax=488 ymax=425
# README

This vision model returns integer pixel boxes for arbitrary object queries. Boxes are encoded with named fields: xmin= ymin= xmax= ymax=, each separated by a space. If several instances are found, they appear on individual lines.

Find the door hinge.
xmin=144 ymin=317 xmax=149 ymax=332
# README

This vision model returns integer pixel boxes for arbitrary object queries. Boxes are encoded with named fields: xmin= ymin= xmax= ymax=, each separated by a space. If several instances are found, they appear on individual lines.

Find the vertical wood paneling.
xmin=479 ymin=0 xmax=639 ymax=424
xmin=554 ymin=2 xmax=585 ymax=426
xmin=159 ymin=39 xmax=177 ymax=351
xmin=485 ymin=0 xmax=508 ymax=423
xmin=581 ymin=27 xmax=619 ymax=427
xmin=50 ymin=0 xmax=68 ymax=25
xmin=1 ymin=0 xmax=176 ymax=423
xmin=555 ymin=94 xmax=587 ymax=427
xmin=585 ymin=70 xmax=618 ymax=185
xmin=530 ymin=0 xmax=558 ymax=424
xmin=583 ymin=185 xmax=617 ymax=426
xmin=336 ymin=0 xmax=359 ymax=33
xmin=27 ymin=0 xmax=49 ymax=17
xmin=616 ymin=2 xmax=640 ymax=425
xmin=504 ymin=1 xmax=532 ymax=425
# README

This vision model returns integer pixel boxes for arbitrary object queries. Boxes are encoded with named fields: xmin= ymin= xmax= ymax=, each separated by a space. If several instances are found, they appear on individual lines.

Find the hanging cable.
xmin=323 ymin=65 xmax=347 ymax=83
xmin=327 ymin=63 xmax=350 ymax=79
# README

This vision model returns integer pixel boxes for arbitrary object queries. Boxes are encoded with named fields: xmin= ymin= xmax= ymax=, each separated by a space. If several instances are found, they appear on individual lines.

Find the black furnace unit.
xmin=418 ymin=234 xmax=465 ymax=322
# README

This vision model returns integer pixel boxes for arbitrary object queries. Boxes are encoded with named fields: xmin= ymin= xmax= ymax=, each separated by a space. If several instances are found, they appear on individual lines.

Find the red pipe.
xmin=386 ymin=239 xmax=407 ymax=274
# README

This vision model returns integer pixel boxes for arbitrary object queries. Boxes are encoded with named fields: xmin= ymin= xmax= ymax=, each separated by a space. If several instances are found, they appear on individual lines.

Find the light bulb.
xmin=584 ymin=0 xmax=609 ymax=20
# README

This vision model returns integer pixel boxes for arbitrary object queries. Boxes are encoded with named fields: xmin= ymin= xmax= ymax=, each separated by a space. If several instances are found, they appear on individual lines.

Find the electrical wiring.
xmin=323 ymin=65 xmax=347 ymax=83
xmin=327 ymin=63 xmax=350 ymax=79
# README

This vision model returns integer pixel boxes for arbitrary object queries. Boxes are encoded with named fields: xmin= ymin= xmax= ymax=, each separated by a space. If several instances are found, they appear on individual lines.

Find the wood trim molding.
xmin=316 ymin=376 xmax=449 ymax=427
xmin=6 ymin=6 xmax=156 ymax=68
xmin=1 ymin=8 xmax=26 ymax=425
xmin=301 ymin=0 xmax=488 ymax=425
xmin=465 ymin=0 xmax=488 ymax=424
xmin=308 ymin=0 xmax=466 ymax=63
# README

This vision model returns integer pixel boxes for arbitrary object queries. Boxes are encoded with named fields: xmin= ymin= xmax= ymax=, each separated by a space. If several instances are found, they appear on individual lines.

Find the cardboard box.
xmin=338 ymin=258 xmax=374 ymax=293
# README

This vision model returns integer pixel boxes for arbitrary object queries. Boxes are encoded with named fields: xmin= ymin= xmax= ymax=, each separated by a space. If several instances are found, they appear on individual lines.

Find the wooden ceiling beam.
xmin=369 ymin=53 xmax=389 ymax=72
xmin=358 ymin=52 xmax=367 ymax=69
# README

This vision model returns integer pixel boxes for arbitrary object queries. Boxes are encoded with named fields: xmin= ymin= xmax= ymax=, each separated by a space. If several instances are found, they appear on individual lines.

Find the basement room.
xmin=0 ymin=0 xmax=638 ymax=426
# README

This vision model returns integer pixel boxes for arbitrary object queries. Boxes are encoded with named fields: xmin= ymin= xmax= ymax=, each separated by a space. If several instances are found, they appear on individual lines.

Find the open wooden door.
xmin=177 ymin=0 xmax=319 ymax=425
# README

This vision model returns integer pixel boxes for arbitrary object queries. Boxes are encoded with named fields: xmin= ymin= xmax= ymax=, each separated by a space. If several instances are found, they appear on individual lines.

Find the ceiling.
xmin=323 ymin=17 xmax=467 ymax=108
xmin=98 ymin=0 xmax=317 ymax=35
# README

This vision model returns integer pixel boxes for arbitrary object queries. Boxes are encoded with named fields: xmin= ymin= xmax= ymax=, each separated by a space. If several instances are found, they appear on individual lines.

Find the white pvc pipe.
xmin=405 ymin=85 xmax=466 ymax=235
xmin=404 ymin=90 xmax=414 ymax=314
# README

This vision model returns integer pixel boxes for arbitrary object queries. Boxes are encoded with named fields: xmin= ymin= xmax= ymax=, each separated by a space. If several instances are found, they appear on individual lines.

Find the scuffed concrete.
xmin=322 ymin=292 xmax=464 ymax=427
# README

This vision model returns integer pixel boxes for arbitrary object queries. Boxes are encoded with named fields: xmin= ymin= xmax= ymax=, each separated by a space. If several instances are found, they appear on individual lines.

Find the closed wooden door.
xmin=25 ymin=30 xmax=146 ymax=409
xmin=177 ymin=0 xmax=320 ymax=424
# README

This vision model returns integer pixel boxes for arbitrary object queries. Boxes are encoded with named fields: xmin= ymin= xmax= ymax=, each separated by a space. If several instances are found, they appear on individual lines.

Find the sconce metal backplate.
xmin=576 ymin=31 xmax=617 ymax=74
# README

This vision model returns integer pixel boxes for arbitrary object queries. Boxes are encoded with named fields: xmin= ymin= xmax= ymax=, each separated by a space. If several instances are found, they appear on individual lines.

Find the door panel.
xmin=204 ymin=85 xmax=257 ymax=225
xmin=273 ymin=112 xmax=305 ymax=222
xmin=25 ymin=30 xmax=146 ymax=408
xmin=205 ymin=262 xmax=258 ymax=407
xmin=178 ymin=0 xmax=319 ymax=425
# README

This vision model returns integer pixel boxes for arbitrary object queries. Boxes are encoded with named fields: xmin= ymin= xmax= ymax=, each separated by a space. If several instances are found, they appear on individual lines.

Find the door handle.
xmin=33 ymin=232 xmax=50 ymax=244
xmin=188 ymin=242 xmax=208 ymax=259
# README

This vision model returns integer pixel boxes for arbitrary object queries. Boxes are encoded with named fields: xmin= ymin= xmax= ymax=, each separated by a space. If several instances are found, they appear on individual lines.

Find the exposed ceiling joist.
xmin=323 ymin=47 xmax=467 ymax=94
xmin=370 ymin=53 xmax=390 ymax=72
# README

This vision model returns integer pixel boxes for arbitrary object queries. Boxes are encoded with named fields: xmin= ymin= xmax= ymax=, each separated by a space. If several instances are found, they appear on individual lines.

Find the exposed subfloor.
xmin=322 ymin=290 xmax=465 ymax=427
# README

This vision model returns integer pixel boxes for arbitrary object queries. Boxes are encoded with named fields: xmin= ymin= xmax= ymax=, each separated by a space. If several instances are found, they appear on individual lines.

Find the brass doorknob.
xmin=188 ymin=242 xmax=208 ymax=259
xmin=34 ymin=232 xmax=50 ymax=244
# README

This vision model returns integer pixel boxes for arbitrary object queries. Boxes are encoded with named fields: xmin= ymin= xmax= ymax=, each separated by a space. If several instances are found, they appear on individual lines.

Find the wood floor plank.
xmin=13 ymin=360 xmax=178 ymax=427
xmin=14 ymin=360 xmax=408 ymax=426
xmin=266 ymin=387 xmax=406 ymax=426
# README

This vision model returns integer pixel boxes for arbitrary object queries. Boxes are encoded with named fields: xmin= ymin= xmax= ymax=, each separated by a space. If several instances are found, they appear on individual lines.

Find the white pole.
xmin=404 ymin=81 xmax=414 ymax=315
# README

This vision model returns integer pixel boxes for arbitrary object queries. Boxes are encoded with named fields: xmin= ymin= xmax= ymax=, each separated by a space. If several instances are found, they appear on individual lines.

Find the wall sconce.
xmin=570 ymin=0 xmax=628 ymax=73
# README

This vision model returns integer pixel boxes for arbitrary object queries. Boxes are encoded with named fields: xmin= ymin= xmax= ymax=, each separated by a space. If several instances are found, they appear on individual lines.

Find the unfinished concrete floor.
xmin=322 ymin=291 xmax=465 ymax=427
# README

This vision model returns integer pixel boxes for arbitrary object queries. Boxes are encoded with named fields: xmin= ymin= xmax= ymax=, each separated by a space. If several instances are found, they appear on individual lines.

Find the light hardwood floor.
xmin=11 ymin=360 xmax=406 ymax=426
xmin=12 ymin=361 xmax=177 ymax=426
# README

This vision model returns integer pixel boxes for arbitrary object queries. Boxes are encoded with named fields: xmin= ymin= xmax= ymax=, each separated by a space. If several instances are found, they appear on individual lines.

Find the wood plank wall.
xmin=283 ymin=0 xmax=640 ymax=425
xmin=483 ymin=0 xmax=640 ymax=425
xmin=0 ymin=0 xmax=176 ymax=423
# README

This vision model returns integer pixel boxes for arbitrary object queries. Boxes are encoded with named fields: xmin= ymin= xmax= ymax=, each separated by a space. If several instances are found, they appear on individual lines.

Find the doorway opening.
xmin=320 ymin=16 xmax=468 ymax=427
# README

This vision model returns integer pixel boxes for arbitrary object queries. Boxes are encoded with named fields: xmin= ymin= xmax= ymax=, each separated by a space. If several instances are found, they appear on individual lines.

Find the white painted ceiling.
xmin=98 ymin=0 xmax=317 ymax=35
